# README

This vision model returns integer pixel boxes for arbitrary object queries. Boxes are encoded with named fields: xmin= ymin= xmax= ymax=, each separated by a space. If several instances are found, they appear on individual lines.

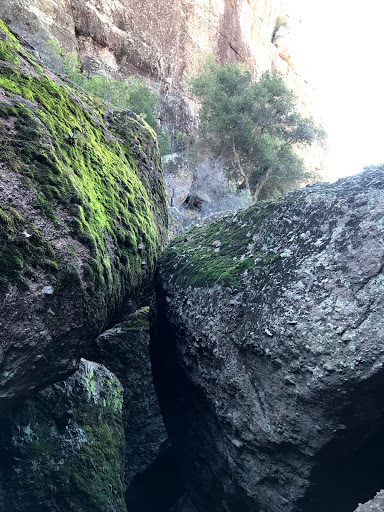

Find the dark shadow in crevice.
xmin=297 ymin=369 xmax=384 ymax=512
xmin=150 ymin=282 xmax=258 ymax=512
xmin=125 ymin=440 xmax=185 ymax=512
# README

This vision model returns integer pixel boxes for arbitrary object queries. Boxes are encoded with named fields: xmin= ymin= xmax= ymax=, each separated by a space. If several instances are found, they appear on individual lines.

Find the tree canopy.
xmin=191 ymin=56 xmax=326 ymax=199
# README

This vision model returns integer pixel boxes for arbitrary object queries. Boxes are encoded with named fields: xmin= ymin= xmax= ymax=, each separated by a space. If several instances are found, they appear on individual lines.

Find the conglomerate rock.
xmin=0 ymin=23 xmax=167 ymax=408
xmin=0 ymin=359 xmax=126 ymax=512
xmin=153 ymin=167 xmax=384 ymax=512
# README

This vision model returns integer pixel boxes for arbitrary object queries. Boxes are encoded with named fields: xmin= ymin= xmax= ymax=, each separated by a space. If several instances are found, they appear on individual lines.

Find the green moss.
xmin=0 ymin=21 xmax=20 ymax=64
xmin=0 ymin=205 xmax=57 ymax=292
xmin=162 ymin=203 xmax=275 ymax=288
xmin=0 ymin=21 xmax=42 ymax=70
xmin=0 ymin=365 xmax=126 ymax=512
xmin=0 ymin=21 xmax=167 ymax=327
xmin=121 ymin=305 xmax=150 ymax=331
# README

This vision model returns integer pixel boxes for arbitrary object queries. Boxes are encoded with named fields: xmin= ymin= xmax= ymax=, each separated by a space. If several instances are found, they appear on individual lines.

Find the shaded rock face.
xmin=170 ymin=494 xmax=199 ymax=512
xmin=88 ymin=306 xmax=184 ymax=512
xmin=92 ymin=308 xmax=167 ymax=488
xmin=0 ymin=24 xmax=167 ymax=408
xmin=153 ymin=167 xmax=384 ymax=512
xmin=0 ymin=359 xmax=126 ymax=512
xmin=162 ymin=152 xmax=195 ymax=208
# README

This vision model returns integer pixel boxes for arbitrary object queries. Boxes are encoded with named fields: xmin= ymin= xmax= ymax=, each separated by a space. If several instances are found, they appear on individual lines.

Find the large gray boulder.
xmin=152 ymin=168 xmax=384 ymax=512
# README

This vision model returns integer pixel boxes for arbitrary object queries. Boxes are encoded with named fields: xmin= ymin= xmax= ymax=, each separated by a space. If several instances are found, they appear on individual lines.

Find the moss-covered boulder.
xmin=0 ymin=21 xmax=167 ymax=407
xmin=0 ymin=359 xmax=126 ymax=512
xmin=153 ymin=168 xmax=384 ymax=512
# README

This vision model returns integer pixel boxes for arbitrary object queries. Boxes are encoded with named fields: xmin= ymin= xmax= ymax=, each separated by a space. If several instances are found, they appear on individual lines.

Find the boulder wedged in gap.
xmin=152 ymin=167 xmax=384 ymax=512
xmin=89 ymin=307 xmax=184 ymax=511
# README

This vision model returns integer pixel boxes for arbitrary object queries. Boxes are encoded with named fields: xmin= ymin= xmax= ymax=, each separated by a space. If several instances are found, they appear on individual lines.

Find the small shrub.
xmin=43 ymin=40 xmax=161 ymax=136
xmin=272 ymin=15 xmax=289 ymax=42
xmin=157 ymin=129 xmax=172 ymax=156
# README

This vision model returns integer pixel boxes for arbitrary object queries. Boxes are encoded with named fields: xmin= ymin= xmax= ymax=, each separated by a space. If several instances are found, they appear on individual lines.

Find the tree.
xmin=191 ymin=56 xmax=326 ymax=200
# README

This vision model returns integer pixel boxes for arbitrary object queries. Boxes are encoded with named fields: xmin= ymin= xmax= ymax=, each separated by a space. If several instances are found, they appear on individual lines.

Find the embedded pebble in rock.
xmin=41 ymin=285 xmax=54 ymax=295
xmin=153 ymin=167 xmax=384 ymax=512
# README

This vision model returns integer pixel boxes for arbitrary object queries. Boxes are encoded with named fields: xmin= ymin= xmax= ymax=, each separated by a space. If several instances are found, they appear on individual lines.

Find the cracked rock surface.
xmin=152 ymin=167 xmax=384 ymax=512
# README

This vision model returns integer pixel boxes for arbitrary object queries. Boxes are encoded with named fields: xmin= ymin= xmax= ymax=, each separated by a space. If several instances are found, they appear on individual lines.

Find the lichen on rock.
xmin=0 ymin=20 xmax=167 ymax=407
xmin=0 ymin=359 xmax=126 ymax=512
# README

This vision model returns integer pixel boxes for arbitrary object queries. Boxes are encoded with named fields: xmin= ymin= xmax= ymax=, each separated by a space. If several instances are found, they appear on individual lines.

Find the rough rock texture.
xmin=0 ymin=24 xmax=167 ymax=408
xmin=170 ymin=495 xmax=199 ymax=512
xmin=89 ymin=307 xmax=186 ymax=511
xmin=162 ymin=152 xmax=195 ymax=208
xmin=0 ymin=0 xmax=307 ymax=99
xmin=89 ymin=308 xmax=168 ymax=485
xmin=0 ymin=359 xmax=126 ymax=512
xmin=153 ymin=167 xmax=384 ymax=512
xmin=355 ymin=491 xmax=384 ymax=512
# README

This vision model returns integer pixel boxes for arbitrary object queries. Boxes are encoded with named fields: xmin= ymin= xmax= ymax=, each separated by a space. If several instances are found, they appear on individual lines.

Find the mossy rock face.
xmin=90 ymin=307 xmax=169 ymax=490
xmin=161 ymin=201 xmax=275 ymax=288
xmin=0 ymin=359 xmax=127 ymax=512
xmin=0 ymin=21 xmax=167 ymax=407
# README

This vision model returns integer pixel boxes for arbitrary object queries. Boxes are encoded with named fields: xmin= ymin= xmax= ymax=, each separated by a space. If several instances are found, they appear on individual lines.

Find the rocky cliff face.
xmin=153 ymin=167 xmax=384 ymax=512
xmin=0 ymin=22 xmax=167 ymax=407
xmin=0 ymin=0 xmax=324 ymax=216
xmin=0 ymin=0 xmax=315 ymax=142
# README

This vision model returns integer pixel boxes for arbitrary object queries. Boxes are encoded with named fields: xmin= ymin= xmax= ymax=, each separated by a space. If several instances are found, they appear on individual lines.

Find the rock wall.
xmin=0 ymin=0 xmax=325 ymax=212
xmin=153 ymin=167 xmax=384 ymax=512
xmin=0 ymin=0 xmax=314 ymax=131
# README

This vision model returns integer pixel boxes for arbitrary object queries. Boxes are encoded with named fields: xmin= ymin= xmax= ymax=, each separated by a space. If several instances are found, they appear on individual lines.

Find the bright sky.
xmin=290 ymin=0 xmax=384 ymax=181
